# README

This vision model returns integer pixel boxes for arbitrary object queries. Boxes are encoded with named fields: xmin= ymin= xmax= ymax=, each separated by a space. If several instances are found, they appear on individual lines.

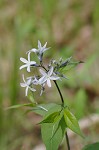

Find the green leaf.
xmin=39 ymin=112 xmax=60 ymax=124
xmin=60 ymin=61 xmax=82 ymax=73
xmin=32 ymin=103 xmax=61 ymax=116
xmin=41 ymin=117 xmax=66 ymax=150
xmin=64 ymin=108 xmax=84 ymax=137
xmin=27 ymin=93 xmax=35 ymax=103
xmin=6 ymin=103 xmax=36 ymax=110
xmin=82 ymin=142 xmax=99 ymax=150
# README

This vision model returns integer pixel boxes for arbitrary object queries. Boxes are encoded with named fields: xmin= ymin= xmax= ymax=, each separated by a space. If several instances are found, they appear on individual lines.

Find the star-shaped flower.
xmin=27 ymin=40 xmax=50 ymax=61
xmin=20 ymin=52 xmax=36 ymax=72
xmin=39 ymin=67 xmax=60 ymax=87
xmin=20 ymin=75 xmax=36 ymax=96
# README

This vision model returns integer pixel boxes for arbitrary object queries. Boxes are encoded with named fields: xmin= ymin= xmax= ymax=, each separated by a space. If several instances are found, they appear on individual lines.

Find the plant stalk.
xmin=40 ymin=65 xmax=70 ymax=150
xmin=54 ymin=81 xmax=70 ymax=150
xmin=65 ymin=132 xmax=70 ymax=150
xmin=54 ymin=81 xmax=64 ymax=105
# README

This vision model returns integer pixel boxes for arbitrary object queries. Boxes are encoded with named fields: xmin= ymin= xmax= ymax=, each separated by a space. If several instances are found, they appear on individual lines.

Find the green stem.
xmin=54 ymin=81 xmax=70 ymax=150
xmin=66 ymin=132 xmax=70 ymax=150
xmin=54 ymin=81 xmax=64 ymax=105
xmin=40 ymin=65 xmax=70 ymax=150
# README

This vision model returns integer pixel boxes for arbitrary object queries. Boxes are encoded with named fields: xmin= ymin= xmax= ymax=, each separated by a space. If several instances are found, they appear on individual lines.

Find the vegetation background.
xmin=0 ymin=0 xmax=99 ymax=150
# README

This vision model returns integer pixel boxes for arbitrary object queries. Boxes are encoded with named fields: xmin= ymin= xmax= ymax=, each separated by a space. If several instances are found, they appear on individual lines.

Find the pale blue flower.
xmin=20 ymin=75 xmax=36 ymax=96
xmin=39 ymin=67 xmax=60 ymax=87
xmin=20 ymin=52 xmax=36 ymax=72
xmin=27 ymin=40 xmax=50 ymax=61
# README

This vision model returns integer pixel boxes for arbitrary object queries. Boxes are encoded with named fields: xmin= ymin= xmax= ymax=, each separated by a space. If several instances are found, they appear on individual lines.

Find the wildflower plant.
xmin=10 ymin=40 xmax=84 ymax=150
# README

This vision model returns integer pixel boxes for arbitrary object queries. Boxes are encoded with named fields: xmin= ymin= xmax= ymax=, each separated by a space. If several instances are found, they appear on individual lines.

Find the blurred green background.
xmin=0 ymin=0 xmax=99 ymax=150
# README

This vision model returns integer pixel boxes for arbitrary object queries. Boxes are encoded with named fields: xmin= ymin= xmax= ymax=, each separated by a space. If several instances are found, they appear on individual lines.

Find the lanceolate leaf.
xmin=6 ymin=103 xmax=36 ymax=110
xmin=32 ymin=103 xmax=61 ymax=116
xmin=60 ymin=61 xmax=83 ymax=73
xmin=64 ymin=108 xmax=84 ymax=137
xmin=39 ymin=112 xmax=60 ymax=124
xmin=82 ymin=142 xmax=99 ymax=150
xmin=41 ymin=116 xmax=66 ymax=150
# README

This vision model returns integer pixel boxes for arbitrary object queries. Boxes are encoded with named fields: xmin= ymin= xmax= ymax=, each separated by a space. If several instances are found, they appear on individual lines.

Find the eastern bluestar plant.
xmin=19 ymin=40 xmax=74 ymax=96
xmin=19 ymin=40 xmax=84 ymax=150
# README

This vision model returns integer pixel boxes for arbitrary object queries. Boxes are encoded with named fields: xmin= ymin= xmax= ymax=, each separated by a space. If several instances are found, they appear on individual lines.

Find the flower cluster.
xmin=20 ymin=40 xmax=74 ymax=96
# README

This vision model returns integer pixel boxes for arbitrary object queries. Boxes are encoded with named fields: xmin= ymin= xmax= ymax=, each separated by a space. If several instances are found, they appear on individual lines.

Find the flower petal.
xmin=50 ymin=76 xmax=60 ymax=80
xmin=25 ymin=86 xmax=28 ymax=96
xmin=43 ymin=42 xmax=47 ymax=49
xmin=27 ymin=65 xmax=30 ymax=72
xmin=30 ymin=61 xmax=36 ymax=65
xmin=26 ymin=48 xmax=38 ymax=54
xmin=32 ymin=48 xmax=38 ymax=53
xmin=39 ymin=76 xmax=47 ymax=84
xmin=28 ymin=52 xmax=31 ymax=62
xmin=38 ymin=40 xmax=41 ymax=49
xmin=47 ymin=78 xmax=51 ymax=87
xmin=20 ymin=83 xmax=26 ymax=87
xmin=43 ymin=47 xmax=50 ymax=52
xmin=26 ymin=78 xmax=32 ymax=85
xmin=22 ymin=74 xmax=26 ymax=82
xmin=29 ymin=87 xmax=36 ymax=92
xmin=19 ymin=64 xmax=28 ymax=70
xmin=20 ymin=57 xmax=28 ymax=63
xmin=39 ymin=69 xmax=47 ymax=76
xmin=48 ymin=66 xmax=53 ymax=76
